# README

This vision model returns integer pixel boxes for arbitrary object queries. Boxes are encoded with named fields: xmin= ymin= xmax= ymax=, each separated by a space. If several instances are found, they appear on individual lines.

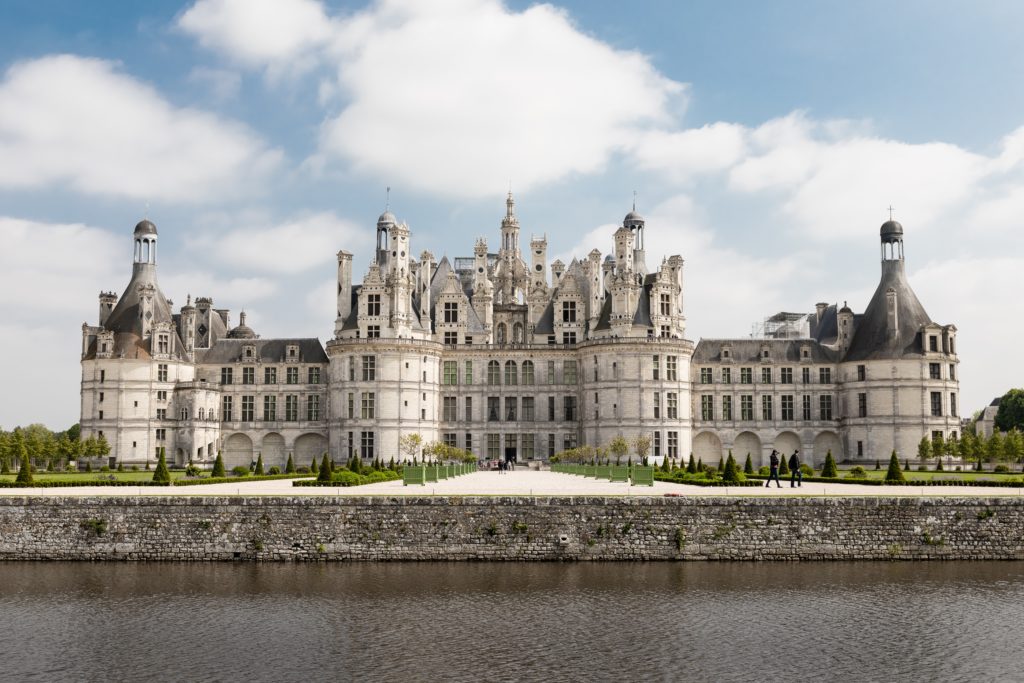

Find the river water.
xmin=1 ymin=562 xmax=1022 ymax=682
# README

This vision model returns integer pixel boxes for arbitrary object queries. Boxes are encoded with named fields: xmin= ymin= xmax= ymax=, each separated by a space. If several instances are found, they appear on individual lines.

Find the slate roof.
xmin=197 ymin=338 xmax=328 ymax=364
xmin=692 ymin=338 xmax=839 ymax=363
xmin=844 ymin=260 xmax=933 ymax=361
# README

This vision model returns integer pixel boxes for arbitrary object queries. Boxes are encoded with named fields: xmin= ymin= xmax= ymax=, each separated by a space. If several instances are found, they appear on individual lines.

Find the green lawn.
xmin=828 ymin=467 xmax=1021 ymax=482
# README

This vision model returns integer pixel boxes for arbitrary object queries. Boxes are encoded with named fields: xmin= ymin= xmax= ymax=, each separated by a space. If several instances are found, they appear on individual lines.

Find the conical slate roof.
xmin=844 ymin=260 xmax=932 ymax=361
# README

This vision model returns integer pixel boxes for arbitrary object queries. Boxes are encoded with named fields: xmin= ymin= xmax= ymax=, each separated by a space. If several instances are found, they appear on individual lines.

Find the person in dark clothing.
xmin=789 ymin=450 xmax=802 ymax=487
xmin=766 ymin=450 xmax=782 ymax=488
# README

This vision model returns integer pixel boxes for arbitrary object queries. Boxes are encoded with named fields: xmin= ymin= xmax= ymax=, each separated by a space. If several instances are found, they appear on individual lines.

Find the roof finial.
xmin=888 ymin=204 xmax=895 ymax=221
xmin=385 ymin=186 xmax=390 ymax=211
xmin=633 ymin=190 xmax=637 ymax=212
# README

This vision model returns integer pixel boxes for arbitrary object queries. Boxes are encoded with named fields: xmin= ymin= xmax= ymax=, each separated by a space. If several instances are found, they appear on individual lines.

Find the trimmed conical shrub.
xmin=696 ymin=458 xmax=704 ymax=473
xmin=212 ymin=452 xmax=226 ymax=478
xmin=661 ymin=456 xmax=670 ymax=473
xmin=152 ymin=448 xmax=171 ymax=484
xmin=686 ymin=454 xmax=697 ymax=474
xmin=743 ymin=453 xmax=754 ymax=474
xmin=875 ymin=459 xmax=881 ymax=470
xmin=255 ymin=453 xmax=265 ymax=475
xmin=722 ymin=453 xmax=741 ymax=483
xmin=317 ymin=453 xmax=332 ymax=482
xmin=285 ymin=453 xmax=296 ymax=474
xmin=310 ymin=457 xmax=319 ymax=475
xmin=15 ymin=443 xmax=32 ymax=485
xmin=779 ymin=455 xmax=790 ymax=476
xmin=821 ymin=450 xmax=838 ymax=478
xmin=885 ymin=450 xmax=905 ymax=483
xmin=717 ymin=457 xmax=725 ymax=473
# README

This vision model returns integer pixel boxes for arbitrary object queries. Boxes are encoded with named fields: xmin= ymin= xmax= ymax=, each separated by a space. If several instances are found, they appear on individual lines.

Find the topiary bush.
xmin=184 ymin=463 xmax=202 ymax=477
xmin=722 ymin=453 xmax=742 ymax=483
xmin=994 ymin=464 xmax=1010 ymax=473
xmin=268 ymin=466 xmax=282 ymax=475
xmin=884 ymin=450 xmax=905 ymax=483
xmin=848 ymin=466 xmax=868 ymax=479
xmin=285 ymin=454 xmax=296 ymax=474
xmin=744 ymin=454 xmax=753 ymax=474
xmin=152 ymin=449 xmax=171 ymax=484
xmin=254 ymin=454 xmax=265 ymax=476
xmin=231 ymin=465 xmax=250 ymax=477
xmin=821 ymin=451 xmax=838 ymax=478
xmin=212 ymin=452 xmax=225 ymax=478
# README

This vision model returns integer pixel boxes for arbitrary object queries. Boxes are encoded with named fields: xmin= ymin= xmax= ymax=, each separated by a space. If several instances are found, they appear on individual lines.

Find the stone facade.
xmin=79 ymin=203 xmax=956 ymax=467
xmin=0 ymin=496 xmax=1021 ymax=561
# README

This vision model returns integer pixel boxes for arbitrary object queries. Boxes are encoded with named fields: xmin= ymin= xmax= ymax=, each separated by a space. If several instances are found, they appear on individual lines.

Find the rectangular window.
xmin=444 ymin=331 xmax=458 ymax=345
xmin=362 ymin=355 xmax=376 ymax=381
xmin=701 ymin=395 xmax=714 ymax=421
xmin=659 ymin=293 xmax=671 ymax=316
xmin=741 ymin=395 xmax=753 ymax=421
xmin=929 ymin=335 xmax=938 ymax=352
xmin=700 ymin=368 xmax=713 ymax=384
xmin=464 ymin=360 xmax=473 ymax=385
xmin=308 ymin=367 xmax=321 ymax=384
xmin=522 ymin=361 xmax=535 ymax=385
xmin=931 ymin=391 xmax=942 ymax=416
xmin=347 ymin=392 xmax=354 ymax=419
xmin=562 ymin=331 xmax=577 ymax=345
xmin=366 ymin=325 xmax=380 ymax=338
xmin=443 ymin=433 xmax=457 ymax=448
xmin=522 ymin=396 xmax=535 ymax=421
xmin=465 ymin=433 xmax=472 ymax=453
xmin=488 ymin=434 xmax=500 ymax=458
xmin=222 ymin=396 xmax=233 ymax=422
xmin=802 ymin=395 xmax=811 ymax=421
xmin=722 ymin=367 xmax=731 ymax=384
xmin=858 ymin=393 xmax=867 ymax=418
xmin=155 ymin=408 xmax=165 ymax=420
xmin=740 ymin=367 xmax=752 ymax=384
xmin=242 ymin=367 xmax=254 ymax=385
xmin=949 ymin=364 xmax=956 ymax=381
xmin=929 ymin=363 xmax=941 ymax=380
xmin=564 ymin=396 xmax=577 ymax=421
xmin=264 ymin=367 xmax=277 ymax=384
xmin=802 ymin=367 xmax=811 ymax=384
xmin=858 ymin=441 xmax=864 ymax=456
xmin=286 ymin=367 xmax=298 ymax=384
xmin=562 ymin=300 xmax=577 ymax=322
xmin=240 ymin=396 xmax=254 ymax=422
xmin=564 ymin=360 xmax=577 ymax=385
xmin=99 ymin=370 xmax=105 ymax=382
xmin=548 ymin=396 xmax=555 ymax=421
xmin=722 ymin=395 xmax=733 ymax=420
xmin=443 ymin=361 xmax=458 ymax=385
xmin=780 ymin=367 xmax=793 ymax=384
xmin=950 ymin=392 xmax=958 ymax=417
xmin=361 ymin=392 xmax=375 ymax=419
xmin=563 ymin=433 xmax=578 ymax=451
xmin=857 ymin=365 xmax=866 ymax=381
xmin=652 ymin=355 xmax=660 ymax=380
xmin=263 ymin=395 xmax=276 ymax=421
xmin=666 ymin=356 xmax=677 ymax=381
xmin=819 ymin=367 xmax=832 ymax=384
xmin=505 ymin=362 xmax=518 ymax=385
xmin=505 ymin=397 xmax=517 ymax=421
xmin=155 ymin=428 xmax=166 ymax=441
xmin=667 ymin=392 xmax=678 ymax=419
xmin=307 ymin=395 xmax=320 ymax=421
xmin=820 ymin=395 xmax=834 ymax=420
xmin=285 ymin=395 xmax=298 ymax=421
xmin=367 ymin=294 xmax=381 ymax=316
xmin=781 ymin=395 xmax=794 ymax=421
xmin=443 ymin=396 xmax=458 ymax=421
xmin=548 ymin=434 xmax=556 ymax=458
xmin=761 ymin=367 xmax=772 ymax=384
xmin=221 ymin=367 xmax=233 ymax=385
xmin=762 ymin=395 xmax=773 ymax=420
xmin=653 ymin=393 xmax=661 ymax=419
xmin=667 ymin=431 xmax=679 ymax=458
xmin=653 ymin=432 xmax=661 ymax=457
xmin=487 ymin=397 xmax=500 ymax=422
xmin=521 ymin=433 xmax=535 ymax=459
xmin=360 ymin=432 xmax=375 ymax=459
xmin=98 ymin=392 xmax=104 ymax=403
xmin=465 ymin=336 xmax=473 ymax=345
xmin=444 ymin=301 xmax=458 ymax=323
xmin=465 ymin=396 xmax=473 ymax=421
xmin=157 ymin=364 xmax=168 ymax=382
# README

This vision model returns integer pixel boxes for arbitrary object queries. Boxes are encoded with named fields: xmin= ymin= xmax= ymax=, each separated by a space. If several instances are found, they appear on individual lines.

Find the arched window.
xmin=487 ymin=360 xmax=501 ymax=385
xmin=522 ymin=360 xmax=534 ymax=385
xmin=496 ymin=323 xmax=507 ymax=344
xmin=513 ymin=322 xmax=524 ymax=343
xmin=505 ymin=360 xmax=517 ymax=385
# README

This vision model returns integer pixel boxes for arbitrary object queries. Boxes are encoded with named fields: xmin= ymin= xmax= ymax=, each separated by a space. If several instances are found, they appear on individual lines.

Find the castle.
xmin=79 ymin=195 xmax=960 ymax=468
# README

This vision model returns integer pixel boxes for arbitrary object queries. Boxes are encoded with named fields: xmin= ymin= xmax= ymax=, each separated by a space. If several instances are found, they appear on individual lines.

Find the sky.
xmin=1 ymin=0 xmax=1022 ymax=430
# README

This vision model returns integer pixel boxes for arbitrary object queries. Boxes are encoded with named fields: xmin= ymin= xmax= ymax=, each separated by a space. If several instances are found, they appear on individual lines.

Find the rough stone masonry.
xmin=0 ymin=496 xmax=1022 ymax=561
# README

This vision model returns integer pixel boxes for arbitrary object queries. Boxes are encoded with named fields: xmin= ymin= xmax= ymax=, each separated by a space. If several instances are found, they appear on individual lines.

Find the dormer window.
xmin=286 ymin=344 xmax=299 ymax=361
xmin=244 ymin=345 xmax=255 ymax=359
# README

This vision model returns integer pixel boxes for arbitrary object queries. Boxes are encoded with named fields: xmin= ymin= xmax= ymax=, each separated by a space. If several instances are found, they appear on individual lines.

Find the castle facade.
xmin=79 ymin=196 xmax=960 ymax=468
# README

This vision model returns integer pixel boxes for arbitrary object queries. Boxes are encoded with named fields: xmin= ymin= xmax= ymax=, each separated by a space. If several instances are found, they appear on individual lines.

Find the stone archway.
xmin=262 ymin=433 xmax=286 ymax=468
xmin=294 ymin=433 xmax=328 ymax=468
xmin=223 ymin=433 xmax=253 ymax=468
xmin=813 ymin=431 xmax=843 ymax=465
xmin=734 ymin=431 xmax=763 ymax=467
xmin=774 ymin=431 xmax=801 ymax=459
xmin=692 ymin=431 xmax=723 ymax=463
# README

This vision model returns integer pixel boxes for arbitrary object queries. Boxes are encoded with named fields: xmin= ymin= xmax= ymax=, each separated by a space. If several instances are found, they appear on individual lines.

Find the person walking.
xmin=766 ymin=450 xmax=782 ymax=488
xmin=789 ymin=450 xmax=802 ymax=487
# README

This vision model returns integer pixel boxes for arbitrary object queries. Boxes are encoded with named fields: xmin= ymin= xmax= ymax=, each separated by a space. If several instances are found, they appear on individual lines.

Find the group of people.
xmin=765 ymin=449 xmax=802 ymax=488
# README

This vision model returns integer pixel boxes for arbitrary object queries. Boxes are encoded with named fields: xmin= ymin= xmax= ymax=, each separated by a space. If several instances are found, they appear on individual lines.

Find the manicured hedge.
xmin=293 ymin=469 xmax=401 ymax=487
xmin=171 ymin=474 xmax=309 ymax=486
xmin=745 ymin=474 xmax=1024 ymax=488
xmin=654 ymin=472 xmax=763 ymax=487
xmin=0 ymin=473 xmax=310 ymax=488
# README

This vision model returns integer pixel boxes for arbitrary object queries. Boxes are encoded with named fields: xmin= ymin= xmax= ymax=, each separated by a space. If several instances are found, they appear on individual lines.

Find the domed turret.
xmin=134 ymin=219 xmax=157 ymax=237
xmin=880 ymin=220 xmax=903 ymax=242
xmin=377 ymin=211 xmax=397 ymax=226
xmin=227 ymin=311 xmax=257 ymax=339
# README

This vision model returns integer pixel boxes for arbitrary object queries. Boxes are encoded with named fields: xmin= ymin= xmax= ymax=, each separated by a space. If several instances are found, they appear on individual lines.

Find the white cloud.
xmin=0 ymin=323 xmax=82 ymax=430
xmin=305 ymin=277 xmax=337 ymax=322
xmin=186 ymin=66 xmax=242 ymax=101
xmin=0 ymin=55 xmax=281 ymax=202
xmin=159 ymin=272 xmax=277 ymax=309
xmin=629 ymin=123 xmax=748 ymax=180
xmin=178 ymin=0 xmax=334 ymax=75
xmin=186 ymin=211 xmax=370 ymax=274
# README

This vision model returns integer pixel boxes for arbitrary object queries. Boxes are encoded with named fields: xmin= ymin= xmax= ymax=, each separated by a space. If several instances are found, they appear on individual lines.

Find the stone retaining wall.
xmin=1 ymin=496 xmax=1022 ymax=561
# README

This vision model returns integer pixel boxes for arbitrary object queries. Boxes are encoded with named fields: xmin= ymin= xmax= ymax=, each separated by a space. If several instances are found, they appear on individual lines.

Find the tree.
xmin=917 ymin=436 xmax=932 ymax=465
xmin=986 ymin=431 xmax=1005 ymax=464
xmin=717 ymin=456 xmax=725 ymax=473
xmin=285 ymin=453 xmax=296 ymax=474
xmin=399 ymin=433 xmax=424 ymax=463
xmin=995 ymin=388 xmax=1024 ymax=433
xmin=1004 ymin=430 xmax=1024 ymax=464
xmin=317 ymin=454 xmax=332 ymax=482
xmin=821 ymin=450 xmax=838 ymax=478
xmin=884 ymin=450 xmax=905 ymax=483
xmin=686 ymin=453 xmax=697 ymax=474
xmin=608 ymin=436 xmax=629 ymax=465
xmin=15 ymin=439 xmax=32 ymax=485
xmin=778 ymin=454 xmax=789 ymax=476
xmin=632 ymin=434 xmax=652 ymax=463
xmin=743 ymin=453 xmax=753 ymax=474
xmin=722 ymin=453 xmax=741 ymax=483
xmin=310 ymin=456 xmax=319 ymax=475
xmin=212 ymin=452 xmax=226 ymax=478
xmin=254 ymin=453 xmax=265 ymax=475
xmin=152 ymin=447 xmax=171 ymax=484
xmin=932 ymin=433 xmax=946 ymax=468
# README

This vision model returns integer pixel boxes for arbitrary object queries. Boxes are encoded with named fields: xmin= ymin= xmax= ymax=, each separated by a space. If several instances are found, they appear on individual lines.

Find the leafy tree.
xmin=986 ymin=431 xmax=1005 ymax=464
xmin=285 ymin=453 xmax=296 ymax=474
xmin=632 ymin=434 xmax=652 ymax=462
xmin=152 ymin=447 xmax=171 ymax=484
xmin=65 ymin=423 xmax=81 ymax=442
xmin=1005 ymin=430 xmax=1024 ymax=463
xmin=743 ymin=453 xmax=753 ymax=474
xmin=254 ymin=453 xmax=265 ymax=475
xmin=821 ymin=450 xmax=838 ymax=478
xmin=15 ymin=439 xmax=32 ymax=485
xmin=917 ymin=436 xmax=932 ymax=464
xmin=722 ymin=453 xmax=741 ymax=483
xmin=317 ymin=454 xmax=332 ymax=482
xmin=932 ymin=433 xmax=946 ymax=467
xmin=608 ymin=436 xmax=629 ymax=465
xmin=399 ymin=433 xmax=424 ymax=463
xmin=686 ymin=454 xmax=697 ymax=474
xmin=995 ymin=388 xmax=1024 ymax=433
xmin=884 ymin=450 xmax=905 ymax=483
xmin=212 ymin=452 xmax=226 ymax=478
